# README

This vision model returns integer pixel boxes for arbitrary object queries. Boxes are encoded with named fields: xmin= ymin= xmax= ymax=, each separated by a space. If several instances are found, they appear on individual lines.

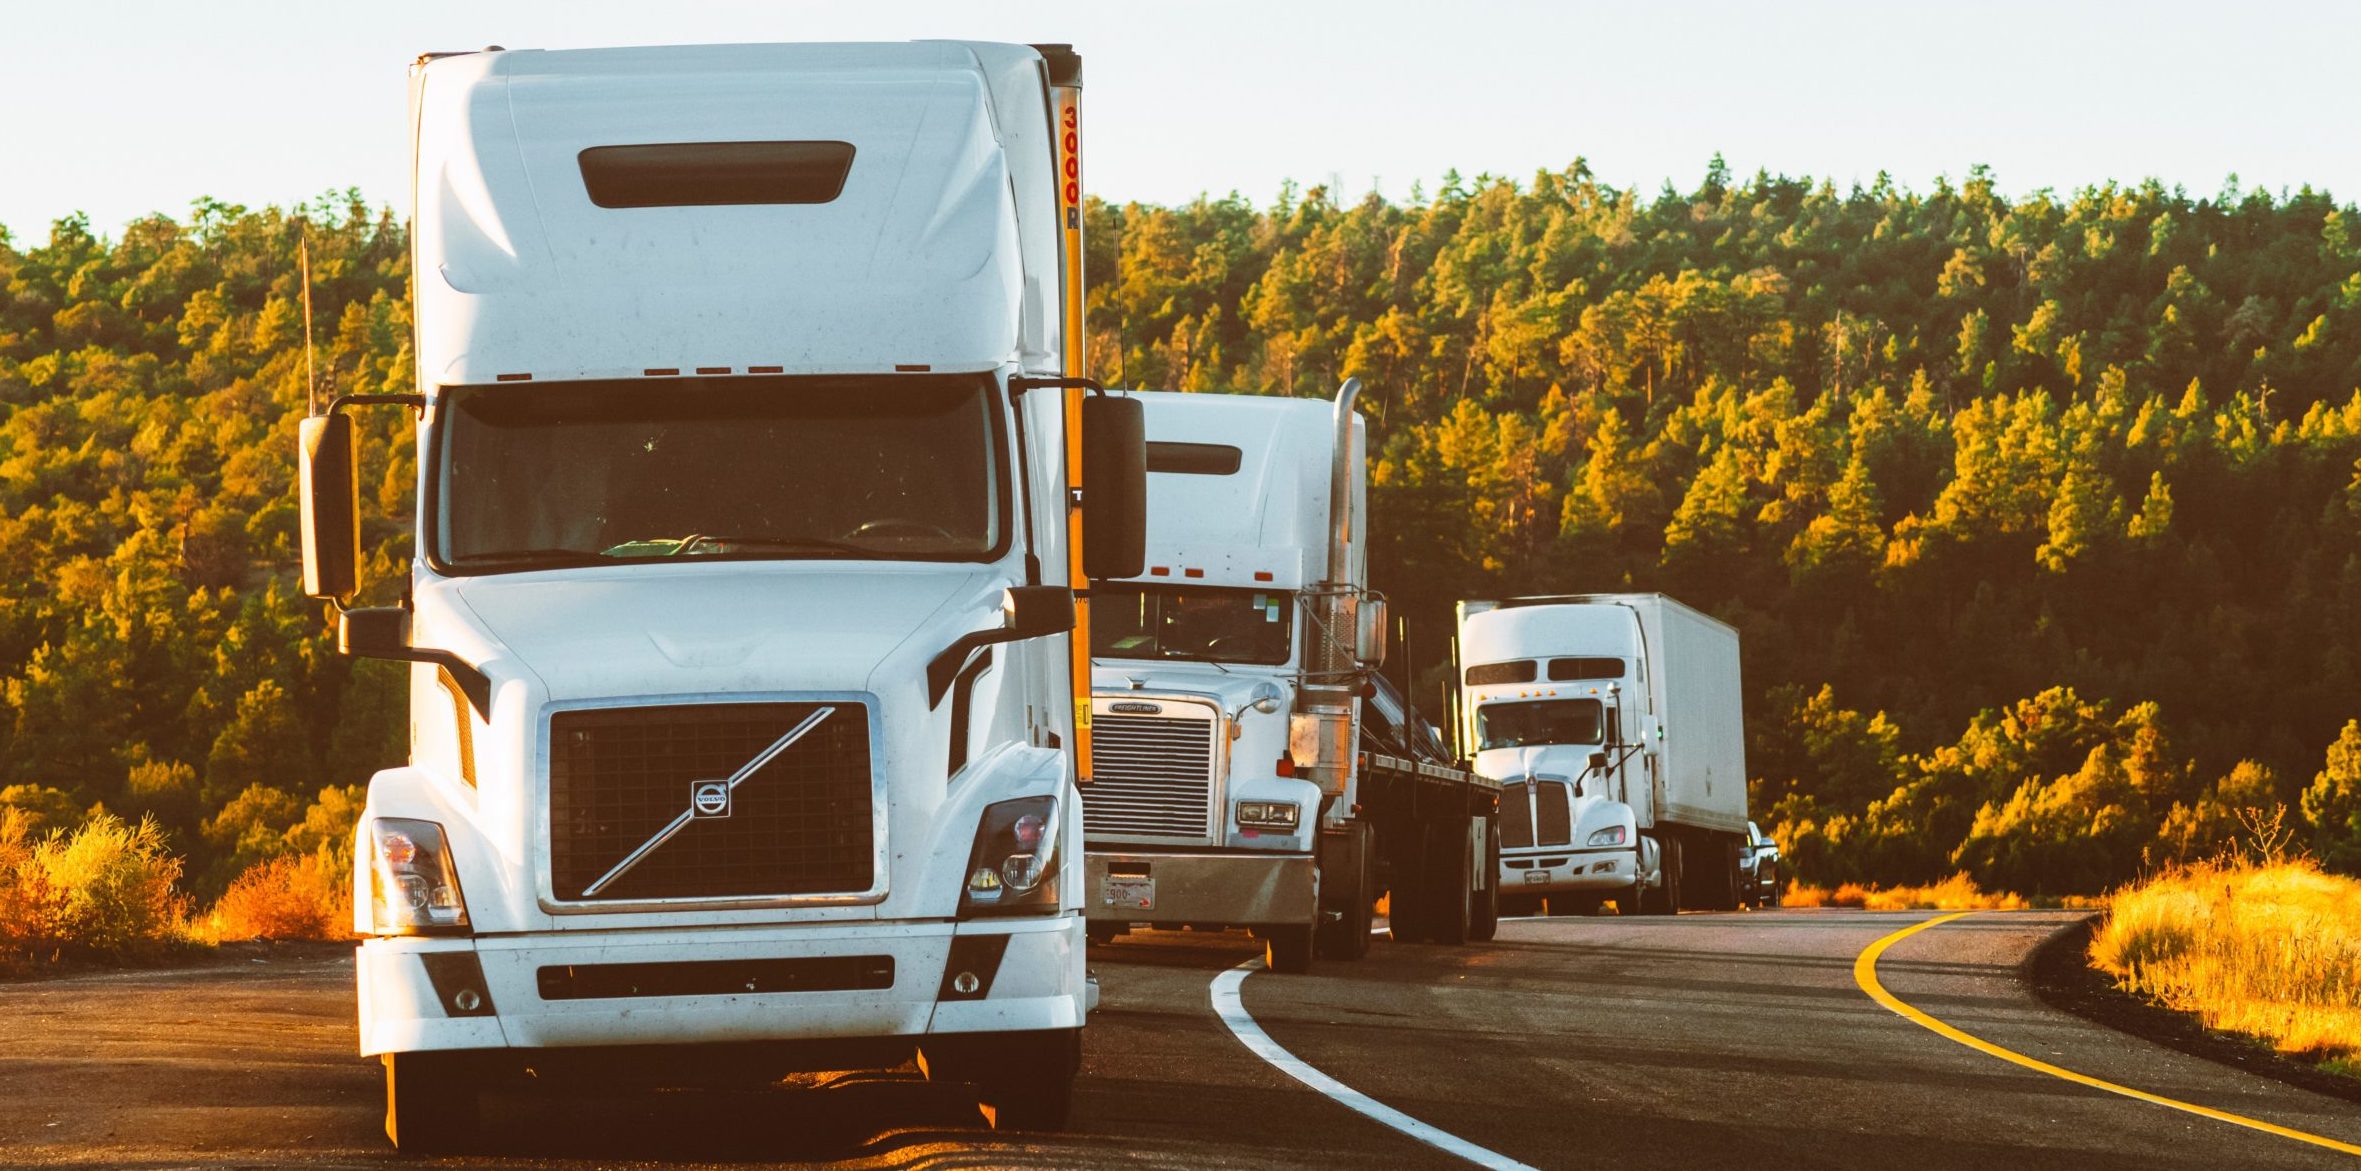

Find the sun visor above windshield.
xmin=413 ymin=44 xmax=1025 ymax=384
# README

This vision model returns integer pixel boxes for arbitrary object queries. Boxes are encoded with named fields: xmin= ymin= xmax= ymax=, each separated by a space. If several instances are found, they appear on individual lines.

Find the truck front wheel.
xmin=382 ymin=1050 xmax=481 ymax=1153
xmin=924 ymin=1029 xmax=1081 ymax=1131
xmin=1264 ymin=921 xmax=1316 ymax=973
xmin=1642 ymin=836 xmax=1683 ymax=916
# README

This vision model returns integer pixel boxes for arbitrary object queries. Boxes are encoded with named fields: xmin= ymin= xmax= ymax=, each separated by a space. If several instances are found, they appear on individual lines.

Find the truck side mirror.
xmin=927 ymin=586 xmax=1077 ymax=706
xmin=1356 ymin=595 xmax=1388 ymax=667
xmin=1080 ymin=394 xmax=1147 ymax=581
xmin=299 ymin=414 xmax=361 ymax=603
xmin=1005 ymin=584 xmax=1077 ymax=640
xmin=339 ymin=606 xmax=411 ymax=657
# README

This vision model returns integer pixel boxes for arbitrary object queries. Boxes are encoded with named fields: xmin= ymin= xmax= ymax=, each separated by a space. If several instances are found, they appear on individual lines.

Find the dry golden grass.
xmin=202 ymin=848 xmax=352 ymax=942
xmin=2092 ymin=858 xmax=2361 ymax=1061
xmin=1782 ymin=873 xmax=2035 ymax=910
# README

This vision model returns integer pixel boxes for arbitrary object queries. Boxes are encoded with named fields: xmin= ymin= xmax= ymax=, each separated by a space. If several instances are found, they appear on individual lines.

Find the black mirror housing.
xmin=339 ymin=606 xmax=411 ymax=657
xmin=1006 ymin=584 xmax=1077 ymax=640
xmin=1588 ymin=751 xmax=1608 ymax=772
xmin=1080 ymin=394 xmax=1147 ymax=581
xmin=299 ymin=414 xmax=361 ymax=603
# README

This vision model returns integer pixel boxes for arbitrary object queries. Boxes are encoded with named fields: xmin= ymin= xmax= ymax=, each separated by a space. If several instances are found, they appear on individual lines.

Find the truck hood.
xmin=1091 ymin=660 xmax=1281 ymax=713
xmin=1478 ymin=744 xmax=1602 ymax=786
xmin=451 ymin=562 xmax=994 ymax=701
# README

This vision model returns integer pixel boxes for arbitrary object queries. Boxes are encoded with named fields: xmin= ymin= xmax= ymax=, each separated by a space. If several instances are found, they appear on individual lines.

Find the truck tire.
xmin=1469 ymin=819 xmax=1501 ymax=943
xmin=1264 ymin=921 xmax=1316 ymax=973
xmin=929 ymin=1029 xmax=1080 ymax=1131
xmin=1642 ymin=835 xmax=1683 ymax=916
xmin=1317 ymin=822 xmax=1374 ymax=960
xmin=1690 ymin=836 xmax=1740 ymax=911
xmin=382 ymin=1051 xmax=480 ymax=1153
xmin=1426 ymin=821 xmax=1473 ymax=946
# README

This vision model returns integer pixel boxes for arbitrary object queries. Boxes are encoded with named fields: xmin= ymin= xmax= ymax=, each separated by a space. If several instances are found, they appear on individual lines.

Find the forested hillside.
xmin=4 ymin=162 xmax=2361 ymax=899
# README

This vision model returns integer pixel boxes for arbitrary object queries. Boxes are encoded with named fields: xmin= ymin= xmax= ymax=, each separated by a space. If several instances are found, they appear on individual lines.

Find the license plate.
xmin=1102 ymin=876 xmax=1154 ymax=911
xmin=1521 ymin=870 xmax=1551 ymax=885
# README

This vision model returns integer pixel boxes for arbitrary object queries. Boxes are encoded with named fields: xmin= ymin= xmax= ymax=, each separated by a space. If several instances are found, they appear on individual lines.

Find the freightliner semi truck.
xmin=1455 ymin=594 xmax=1746 ymax=915
xmin=1082 ymin=387 xmax=1502 ymax=972
xmin=295 ymin=41 xmax=1148 ymax=1148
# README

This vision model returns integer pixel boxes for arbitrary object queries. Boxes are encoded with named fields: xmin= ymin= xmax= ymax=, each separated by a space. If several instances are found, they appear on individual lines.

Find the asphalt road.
xmin=2 ymin=909 xmax=2357 ymax=1169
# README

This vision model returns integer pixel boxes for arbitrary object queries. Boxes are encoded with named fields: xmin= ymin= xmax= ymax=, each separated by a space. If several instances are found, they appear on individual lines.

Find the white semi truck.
xmin=295 ymin=42 xmax=1147 ymax=1148
xmin=1455 ymin=595 xmax=1746 ymax=915
xmin=1083 ymin=387 xmax=1502 ymax=972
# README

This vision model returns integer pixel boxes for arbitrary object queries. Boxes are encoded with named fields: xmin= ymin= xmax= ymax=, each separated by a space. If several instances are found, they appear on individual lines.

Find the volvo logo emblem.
xmin=1109 ymin=701 xmax=1162 ymax=715
xmin=690 ymin=779 xmax=732 ymax=819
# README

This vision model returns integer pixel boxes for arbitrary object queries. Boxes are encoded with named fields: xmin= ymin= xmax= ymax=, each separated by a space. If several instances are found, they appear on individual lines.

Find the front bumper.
xmin=356 ymin=915 xmax=1083 ymax=1057
xmin=1500 ymin=846 xmax=1635 ymax=895
xmin=1083 ymin=848 xmax=1315 ymax=927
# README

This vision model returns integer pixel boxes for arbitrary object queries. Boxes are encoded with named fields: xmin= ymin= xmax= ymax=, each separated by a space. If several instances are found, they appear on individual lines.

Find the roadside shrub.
xmin=2092 ymin=858 xmax=2361 ymax=1060
xmin=203 ymin=846 xmax=351 ymax=942
xmin=1778 ymin=873 xmax=2031 ymax=911
xmin=0 ymin=812 xmax=192 ymax=966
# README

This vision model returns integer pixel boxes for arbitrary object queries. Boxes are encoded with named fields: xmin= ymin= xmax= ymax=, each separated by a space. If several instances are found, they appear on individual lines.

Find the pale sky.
xmin=2 ymin=0 xmax=2356 ymax=243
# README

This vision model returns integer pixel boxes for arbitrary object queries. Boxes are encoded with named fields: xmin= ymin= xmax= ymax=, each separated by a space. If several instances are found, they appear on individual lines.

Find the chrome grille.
xmin=548 ymin=702 xmax=873 ymax=902
xmin=1502 ymin=780 xmax=1575 ymax=849
xmin=1501 ymin=782 xmax=1535 ymax=848
xmin=1083 ymin=710 xmax=1216 ymax=838
xmin=1534 ymin=781 xmax=1573 ymax=846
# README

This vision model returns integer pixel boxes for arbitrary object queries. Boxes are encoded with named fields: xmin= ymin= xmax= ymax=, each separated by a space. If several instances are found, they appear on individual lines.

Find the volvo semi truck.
xmin=1455 ymin=595 xmax=1745 ymax=915
xmin=296 ymin=42 xmax=1147 ymax=1148
xmin=1082 ymin=387 xmax=1501 ymax=972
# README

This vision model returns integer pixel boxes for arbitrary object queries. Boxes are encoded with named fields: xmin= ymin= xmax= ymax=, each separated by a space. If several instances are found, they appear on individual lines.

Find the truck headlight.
xmin=1234 ymin=801 xmax=1300 ymax=831
xmin=1586 ymin=825 xmax=1627 ymax=847
xmin=960 ymin=796 xmax=1060 ymax=917
xmin=368 ymin=818 xmax=471 ymax=935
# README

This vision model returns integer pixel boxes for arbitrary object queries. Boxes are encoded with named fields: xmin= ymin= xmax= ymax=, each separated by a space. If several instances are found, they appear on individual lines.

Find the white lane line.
xmin=1210 ymin=957 xmax=1543 ymax=1171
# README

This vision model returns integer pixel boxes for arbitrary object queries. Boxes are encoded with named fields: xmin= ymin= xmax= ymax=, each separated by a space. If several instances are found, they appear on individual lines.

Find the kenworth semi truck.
xmin=295 ymin=42 xmax=1147 ymax=1148
xmin=1455 ymin=595 xmax=1745 ymax=915
xmin=1082 ymin=387 xmax=1501 ymax=972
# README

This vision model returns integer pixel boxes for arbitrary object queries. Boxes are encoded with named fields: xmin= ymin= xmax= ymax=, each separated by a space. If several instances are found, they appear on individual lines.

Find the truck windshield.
xmin=1476 ymin=698 xmax=1604 ymax=750
xmin=431 ymin=375 xmax=1004 ymax=572
xmin=1091 ymin=584 xmax=1293 ymax=666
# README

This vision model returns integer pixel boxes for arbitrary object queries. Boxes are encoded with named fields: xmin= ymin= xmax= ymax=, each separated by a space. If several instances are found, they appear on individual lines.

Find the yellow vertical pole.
xmin=1051 ymin=69 xmax=1091 ymax=783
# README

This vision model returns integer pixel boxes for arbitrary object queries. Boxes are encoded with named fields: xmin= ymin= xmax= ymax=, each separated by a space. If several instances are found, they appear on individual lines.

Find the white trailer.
xmin=1084 ymin=388 xmax=1501 ymax=973
xmin=1455 ymin=594 xmax=1745 ymax=914
xmin=296 ymin=42 xmax=1147 ymax=1148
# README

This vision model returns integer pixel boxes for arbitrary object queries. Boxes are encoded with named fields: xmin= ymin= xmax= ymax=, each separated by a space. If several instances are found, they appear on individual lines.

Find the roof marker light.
xmin=495 ymin=372 xmax=532 ymax=382
xmin=1149 ymin=566 xmax=1170 ymax=576
xmin=695 ymin=366 xmax=730 ymax=375
xmin=645 ymin=368 xmax=680 ymax=376
xmin=896 ymin=364 xmax=931 ymax=372
xmin=1253 ymin=571 xmax=1274 ymax=582
xmin=749 ymin=365 xmax=784 ymax=374
xmin=1183 ymin=568 xmax=1204 ymax=579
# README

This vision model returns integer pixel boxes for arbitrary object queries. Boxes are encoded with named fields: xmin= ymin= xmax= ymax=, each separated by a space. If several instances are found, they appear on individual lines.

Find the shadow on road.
xmin=474 ymin=1071 xmax=1011 ymax=1164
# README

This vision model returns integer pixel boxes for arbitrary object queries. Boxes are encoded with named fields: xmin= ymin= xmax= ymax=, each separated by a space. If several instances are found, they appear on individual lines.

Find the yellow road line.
xmin=1855 ymin=912 xmax=2361 ymax=1159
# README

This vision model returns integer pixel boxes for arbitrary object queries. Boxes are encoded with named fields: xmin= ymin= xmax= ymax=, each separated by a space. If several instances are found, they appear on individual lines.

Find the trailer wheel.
xmin=383 ymin=1051 xmax=480 ymax=1153
xmin=1427 ymin=821 xmax=1473 ymax=946
xmin=1469 ymin=819 xmax=1501 ymax=942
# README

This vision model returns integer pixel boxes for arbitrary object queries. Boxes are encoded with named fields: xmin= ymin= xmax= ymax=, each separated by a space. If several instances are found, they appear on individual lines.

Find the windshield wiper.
xmin=451 ymin=547 xmax=605 ymax=567
xmin=671 ymin=534 xmax=877 ymax=557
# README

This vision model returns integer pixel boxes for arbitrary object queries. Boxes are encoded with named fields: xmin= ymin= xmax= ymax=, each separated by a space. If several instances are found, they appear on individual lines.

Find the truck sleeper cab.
xmin=297 ymin=41 xmax=1146 ymax=1150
